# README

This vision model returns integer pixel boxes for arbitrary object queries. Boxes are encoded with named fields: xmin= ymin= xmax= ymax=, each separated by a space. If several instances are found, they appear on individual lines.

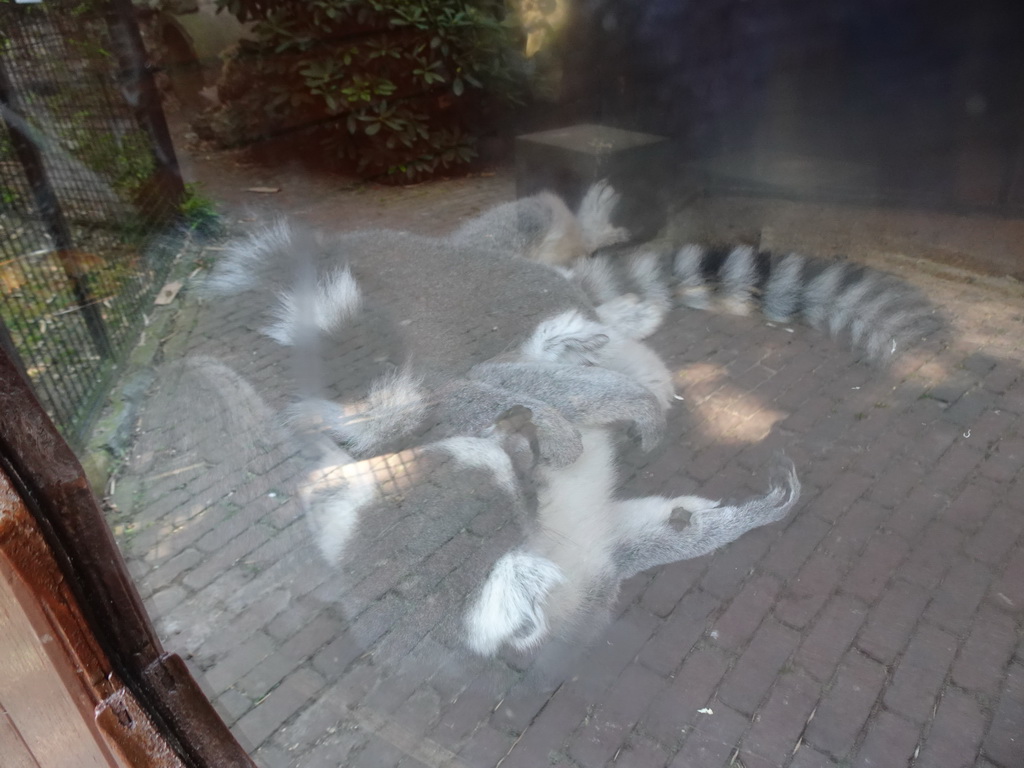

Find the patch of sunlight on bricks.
xmin=674 ymin=362 xmax=786 ymax=444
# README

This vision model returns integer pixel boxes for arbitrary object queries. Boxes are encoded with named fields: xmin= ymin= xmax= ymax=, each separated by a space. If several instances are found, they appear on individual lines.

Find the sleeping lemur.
xmin=202 ymin=181 xmax=937 ymax=660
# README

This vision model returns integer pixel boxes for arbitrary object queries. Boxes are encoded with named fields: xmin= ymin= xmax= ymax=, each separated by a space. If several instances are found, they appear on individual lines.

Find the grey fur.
xmin=673 ymin=244 xmax=713 ymax=310
xmin=448 ymin=180 xmax=628 ymax=267
xmin=469 ymin=361 xmax=665 ymax=452
xmin=576 ymin=179 xmax=631 ymax=254
xmin=199 ymin=219 xmax=308 ymax=297
xmin=612 ymin=458 xmax=800 ymax=578
xmin=627 ymin=251 xmax=672 ymax=315
xmin=802 ymin=262 xmax=849 ymax=330
xmin=449 ymin=191 xmax=585 ymax=266
xmin=285 ymin=369 xmax=428 ymax=458
xmin=430 ymin=378 xmax=585 ymax=469
xmin=655 ymin=243 xmax=942 ymax=362
xmin=204 ymin=179 xmax=945 ymax=662
xmin=517 ymin=310 xmax=611 ymax=365
xmin=761 ymin=253 xmax=805 ymax=321
xmin=594 ymin=294 xmax=665 ymax=341
xmin=719 ymin=245 xmax=759 ymax=315
xmin=567 ymin=255 xmax=624 ymax=305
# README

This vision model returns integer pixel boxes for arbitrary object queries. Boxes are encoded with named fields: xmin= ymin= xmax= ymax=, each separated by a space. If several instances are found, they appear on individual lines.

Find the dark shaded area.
xmin=559 ymin=0 xmax=1024 ymax=212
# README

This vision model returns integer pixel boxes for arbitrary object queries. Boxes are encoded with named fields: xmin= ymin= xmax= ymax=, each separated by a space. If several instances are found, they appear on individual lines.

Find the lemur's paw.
xmin=670 ymin=495 xmax=721 ymax=528
xmin=578 ymin=180 xmax=631 ymax=252
xmin=671 ymin=494 xmax=722 ymax=514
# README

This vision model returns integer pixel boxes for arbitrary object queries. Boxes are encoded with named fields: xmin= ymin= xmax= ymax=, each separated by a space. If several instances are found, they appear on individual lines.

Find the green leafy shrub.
xmin=179 ymin=182 xmax=223 ymax=237
xmin=207 ymin=0 xmax=528 ymax=182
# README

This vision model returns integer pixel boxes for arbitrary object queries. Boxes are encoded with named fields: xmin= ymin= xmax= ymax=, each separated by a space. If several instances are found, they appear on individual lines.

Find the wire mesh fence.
xmin=0 ymin=0 xmax=185 ymax=444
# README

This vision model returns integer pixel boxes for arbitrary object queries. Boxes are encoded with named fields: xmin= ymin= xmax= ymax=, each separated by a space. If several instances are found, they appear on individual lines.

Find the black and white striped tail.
xmin=673 ymin=244 xmax=943 ymax=362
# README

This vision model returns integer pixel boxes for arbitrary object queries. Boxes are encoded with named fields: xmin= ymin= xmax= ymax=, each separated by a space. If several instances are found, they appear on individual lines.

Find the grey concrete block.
xmin=516 ymin=123 xmax=672 ymax=241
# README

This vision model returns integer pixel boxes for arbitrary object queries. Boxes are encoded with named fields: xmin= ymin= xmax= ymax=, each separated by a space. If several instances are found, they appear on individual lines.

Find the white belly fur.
xmin=530 ymin=427 xmax=622 ymax=628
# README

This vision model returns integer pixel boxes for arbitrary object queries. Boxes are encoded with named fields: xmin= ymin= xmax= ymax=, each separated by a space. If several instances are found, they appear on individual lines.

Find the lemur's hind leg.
xmin=611 ymin=461 xmax=800 ymax=579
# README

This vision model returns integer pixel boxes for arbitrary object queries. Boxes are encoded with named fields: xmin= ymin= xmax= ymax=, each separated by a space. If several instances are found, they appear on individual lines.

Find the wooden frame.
xmin=0 ymin=348 xmax=255 ymax=767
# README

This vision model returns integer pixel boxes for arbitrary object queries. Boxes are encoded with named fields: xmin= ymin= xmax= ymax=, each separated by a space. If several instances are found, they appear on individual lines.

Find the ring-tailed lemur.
xmin=203 ymin=180 xmax=935 ymax=659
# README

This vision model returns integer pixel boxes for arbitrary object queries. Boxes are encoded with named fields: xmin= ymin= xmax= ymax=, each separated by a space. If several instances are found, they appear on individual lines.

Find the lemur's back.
xmin=333 ymin=229 xmax=594 ymax=384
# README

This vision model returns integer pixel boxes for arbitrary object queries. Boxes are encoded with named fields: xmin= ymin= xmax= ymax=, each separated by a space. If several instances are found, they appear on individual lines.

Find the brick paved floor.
xmin=106 ymin=165 xmax=1024 ymax=768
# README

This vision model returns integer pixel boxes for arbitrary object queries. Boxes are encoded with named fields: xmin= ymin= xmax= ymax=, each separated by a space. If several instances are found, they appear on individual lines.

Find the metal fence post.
xmin=103 ymin=0 xmax=186 ymax=221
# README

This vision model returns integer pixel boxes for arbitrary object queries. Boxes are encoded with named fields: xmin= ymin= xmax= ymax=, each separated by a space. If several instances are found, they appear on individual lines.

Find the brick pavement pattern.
xmin=108 ymin=170 xmax=1024 ymax=768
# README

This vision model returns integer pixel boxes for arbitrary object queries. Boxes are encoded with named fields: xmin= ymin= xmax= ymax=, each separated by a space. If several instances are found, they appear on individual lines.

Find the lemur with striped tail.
xmin=202 ymin=181 xmax=937 ymax=660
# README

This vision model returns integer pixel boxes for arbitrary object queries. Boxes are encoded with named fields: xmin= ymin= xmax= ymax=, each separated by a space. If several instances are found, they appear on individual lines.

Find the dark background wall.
xmin=557 ymin=0 xmax=1024 ymax=210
